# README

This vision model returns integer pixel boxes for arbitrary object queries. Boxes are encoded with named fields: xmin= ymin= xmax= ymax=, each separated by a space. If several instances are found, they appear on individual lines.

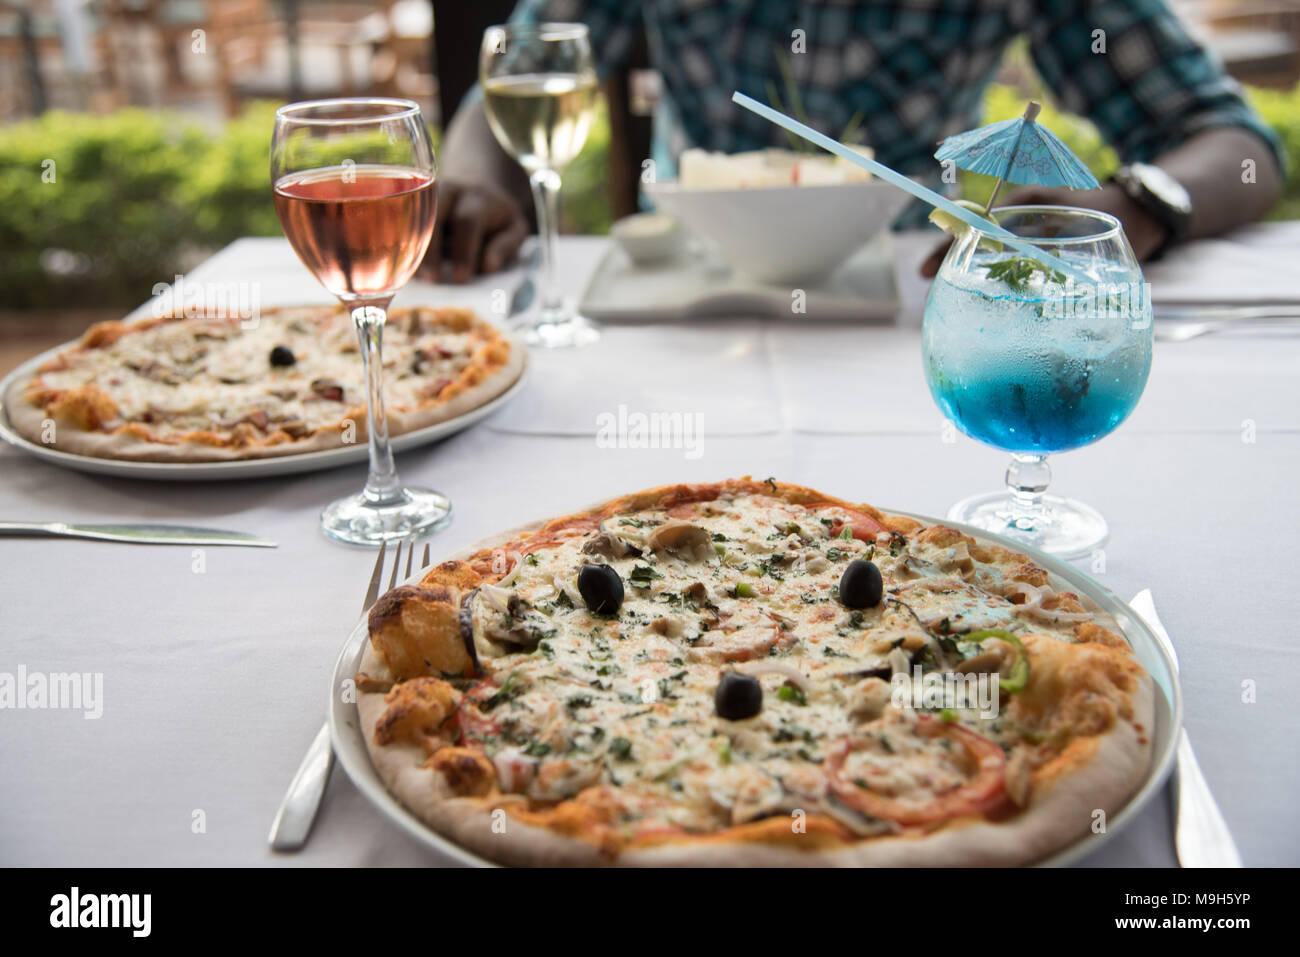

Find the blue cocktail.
xmin=922 ymin=207 xmax=1152 ymax=556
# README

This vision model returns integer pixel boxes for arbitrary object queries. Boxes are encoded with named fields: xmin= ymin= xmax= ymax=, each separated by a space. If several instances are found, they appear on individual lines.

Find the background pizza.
xmin=4 ymin=305 xmax=523 ymax=462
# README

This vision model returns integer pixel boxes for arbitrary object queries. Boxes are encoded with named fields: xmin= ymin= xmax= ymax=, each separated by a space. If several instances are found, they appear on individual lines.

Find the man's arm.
xmin=1026 ymin=0 xmax=1283 ymax=244
xmin=424 ymin=99 xmax=533 ymax=283
xmin=922 ymin=125 xmax=1282 ymax=275
xmin=925 ymin=1 xmax=1285 ymax=276
xmin=1151 ymin=125 xmax=1282 ymax=240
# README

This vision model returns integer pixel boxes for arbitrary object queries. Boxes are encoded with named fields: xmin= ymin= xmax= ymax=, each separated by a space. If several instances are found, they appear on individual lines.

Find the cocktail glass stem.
xmin=529 ymin=168 xmax=563 ymax=319
xmin=352 ymin=299 xmax=401 ymax=505
xmin=1005 ymin=453 xmax=1051 ymax=531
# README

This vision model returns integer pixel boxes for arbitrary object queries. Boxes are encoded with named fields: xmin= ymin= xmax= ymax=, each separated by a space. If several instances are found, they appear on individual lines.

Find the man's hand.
xmin=918 ymin=183 xmax=1169 ymax=278
xmin=420 ymin=178 xmax=530 ymax=284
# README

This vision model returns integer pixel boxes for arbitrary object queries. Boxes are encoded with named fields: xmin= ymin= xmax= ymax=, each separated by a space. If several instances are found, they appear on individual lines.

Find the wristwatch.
xmin=1111 ymin=163 xmax=1192 ymax=259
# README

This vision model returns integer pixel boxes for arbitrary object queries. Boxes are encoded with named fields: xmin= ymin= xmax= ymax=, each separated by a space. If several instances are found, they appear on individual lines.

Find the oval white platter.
xmin=328 ymin=505 xmax=1181 ymax=868
xmin=0 ymin=341 xmax=527 ymax=482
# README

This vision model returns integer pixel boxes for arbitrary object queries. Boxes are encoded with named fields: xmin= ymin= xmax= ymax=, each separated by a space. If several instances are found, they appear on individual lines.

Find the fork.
xmin=268 ymin=538 xmax=432 ymax=852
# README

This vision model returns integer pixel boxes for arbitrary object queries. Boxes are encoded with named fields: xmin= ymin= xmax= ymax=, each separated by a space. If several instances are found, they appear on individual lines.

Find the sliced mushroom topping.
xmin=581 ymin=531 xmax=642 ymax=560
xmin=938 ymin=542 xmax=976 ymax=578
xmin=648 ymin=616 xmax=685 ymax=639
xmin=803 ymin=554 xmax=831 ymax=574
xmin=954 ymin=651 xmax=1004 ymax=675
xmin=278 ymin=419 xmax=310 ymax=438
xmin=598 ymin=517 xmax=652 ymax=546
xmin=847 ymin=676 xmax=893 ymax=721
xmin=729 ymin=770 xmax=798 ymax=825
xmin=126 ymin=358 xmax=182 ymax=385
xmin=646 ymin=521 xmax=714 ymax=561
xmin=310 ymin=377 xmax=345 ymax=401
xmin=465 ymin=587 xmax=550 ymax=652
xmin=846 ymin=658 xmax=893 ymax=682
xmin=527 ymin=756 xmax=603 ymax=802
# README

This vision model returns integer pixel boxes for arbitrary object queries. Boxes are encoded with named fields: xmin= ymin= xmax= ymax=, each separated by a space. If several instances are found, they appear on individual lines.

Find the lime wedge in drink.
xmin=928 ymin=199 xmax=1003 ymax=253
xmin=927 ymin=198 xmax=985 ymax=234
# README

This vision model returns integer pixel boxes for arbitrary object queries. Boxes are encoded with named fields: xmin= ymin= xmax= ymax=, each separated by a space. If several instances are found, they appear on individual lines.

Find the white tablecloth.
xmin=3 ymin=230 xmax=1298 ymax=867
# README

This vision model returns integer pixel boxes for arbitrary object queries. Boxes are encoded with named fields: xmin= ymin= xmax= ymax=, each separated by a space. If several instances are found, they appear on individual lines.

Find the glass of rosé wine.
xmin=272 ymin=98 xmax=450 ymax=546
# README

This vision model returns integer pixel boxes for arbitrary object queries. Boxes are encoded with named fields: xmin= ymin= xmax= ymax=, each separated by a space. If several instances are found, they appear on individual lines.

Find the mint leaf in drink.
xmin=986 ymin=257 xmax=1066 ymax=292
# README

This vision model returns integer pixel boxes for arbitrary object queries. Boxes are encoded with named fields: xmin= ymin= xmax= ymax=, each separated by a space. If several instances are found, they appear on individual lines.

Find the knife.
xmin=0 ymin=521 xmax=276 ymax=548
xmin=1129 ymin=589 xmax=1243 ymax=867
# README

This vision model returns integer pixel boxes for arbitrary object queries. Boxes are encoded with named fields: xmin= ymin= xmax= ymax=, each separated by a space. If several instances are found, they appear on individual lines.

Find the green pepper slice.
xmin=962 ymin=628 xmax=1029 ymax=694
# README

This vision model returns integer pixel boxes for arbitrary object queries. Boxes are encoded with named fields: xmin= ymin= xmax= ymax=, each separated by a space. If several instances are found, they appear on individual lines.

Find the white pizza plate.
xmin=328 ymin=507 xmax=1181 ymax=868
xmin=0 ymin=339 xmax=528 ymax=482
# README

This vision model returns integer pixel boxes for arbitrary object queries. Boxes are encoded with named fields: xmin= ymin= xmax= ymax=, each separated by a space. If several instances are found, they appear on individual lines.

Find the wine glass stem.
xmin=352 ymin=300 xmax=401 ymax=506
xmin=1005 ymin=453 xmax=1051 ymax=530
xmin=528 ymin=167 xmax=563 ymax=316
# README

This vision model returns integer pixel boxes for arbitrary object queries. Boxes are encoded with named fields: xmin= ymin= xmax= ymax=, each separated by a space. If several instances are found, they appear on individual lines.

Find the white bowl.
xmin=610 ymin=212 xmax=684 ymax=266
xmin=645 ymin=179 xmax=911 ymax=284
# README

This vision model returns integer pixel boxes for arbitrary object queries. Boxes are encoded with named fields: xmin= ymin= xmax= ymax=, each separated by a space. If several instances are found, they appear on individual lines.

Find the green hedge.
xmin=2 ymin=82 xmax=1297 ymax=308
xmin=1245 ymin=85 xmax=1300 ymax=219
xmin=1 ymin=104 xmax=276 ymax=307
xmin=0 ymin=102 xmax=446 ymax=308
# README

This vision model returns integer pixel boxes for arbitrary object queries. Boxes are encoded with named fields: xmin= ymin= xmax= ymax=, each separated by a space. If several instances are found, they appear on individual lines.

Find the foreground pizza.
xmin=356 ymin=479 xmax=1153 ymax=866
xmin=5 ymin=305 xmax=522 ymax=462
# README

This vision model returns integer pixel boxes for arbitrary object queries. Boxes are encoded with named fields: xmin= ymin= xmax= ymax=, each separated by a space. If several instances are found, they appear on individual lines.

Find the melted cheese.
xmin=460 ymin=492 xmax=1121 ymax=837
xmin=32 ymin=307 xmax=483 ymax=441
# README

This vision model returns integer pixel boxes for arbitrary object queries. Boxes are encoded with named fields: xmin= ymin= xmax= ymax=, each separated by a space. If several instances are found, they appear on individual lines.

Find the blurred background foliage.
xmin=2 ymin=82 xmax=1297 ymax=309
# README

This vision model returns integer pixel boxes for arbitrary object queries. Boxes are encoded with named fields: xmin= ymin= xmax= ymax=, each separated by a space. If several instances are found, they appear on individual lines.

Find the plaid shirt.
xmin=513 ymin=0 xmax=1282 ymax=210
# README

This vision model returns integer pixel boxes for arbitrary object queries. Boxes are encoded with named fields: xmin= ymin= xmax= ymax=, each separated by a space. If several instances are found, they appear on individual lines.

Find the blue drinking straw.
xmin=731 ymin=91 xmax=1091 ymax=284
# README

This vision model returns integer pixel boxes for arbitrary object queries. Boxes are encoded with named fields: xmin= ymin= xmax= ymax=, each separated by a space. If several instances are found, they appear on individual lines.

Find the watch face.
xmin=1132 ymin=163 xmax=1192 ymax=215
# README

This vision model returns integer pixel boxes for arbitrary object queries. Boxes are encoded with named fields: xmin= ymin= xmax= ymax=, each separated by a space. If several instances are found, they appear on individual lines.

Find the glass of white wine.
xmin=481 ymin=22 xmax=600 ymax=348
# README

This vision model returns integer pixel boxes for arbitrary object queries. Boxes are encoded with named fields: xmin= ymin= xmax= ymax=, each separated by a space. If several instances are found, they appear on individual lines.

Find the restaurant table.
xmin=3 ymin=230 xmax=1298 ymax=867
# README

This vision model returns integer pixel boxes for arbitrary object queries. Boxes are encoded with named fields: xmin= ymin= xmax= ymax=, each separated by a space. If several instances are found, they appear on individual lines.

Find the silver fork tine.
xmin=405 ymin=540 xmax=414 ymax=579
xmin=363 ymin=540 xmax=387 ymax=610
xmin=422 ymin=542 xmax=431 ymax=569
xmin=384 ymin=540 xmax=400 ymax=587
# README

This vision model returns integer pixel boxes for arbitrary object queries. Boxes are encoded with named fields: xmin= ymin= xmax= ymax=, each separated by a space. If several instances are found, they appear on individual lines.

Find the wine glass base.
xmin=320 ymin=486 xmax=452 ymax=547
xmin=947 ymin=492 xmax=1108 ymax=560
xmin=515 ymin=310 xmax=600 ymax=349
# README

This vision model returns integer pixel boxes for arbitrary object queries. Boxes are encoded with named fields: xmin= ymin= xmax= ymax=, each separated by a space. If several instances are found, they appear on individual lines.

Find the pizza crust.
xmin=3 ymin=309 xmax=526 ymax=463
xmin=354 ymin=480 xmax=1156 ymax=867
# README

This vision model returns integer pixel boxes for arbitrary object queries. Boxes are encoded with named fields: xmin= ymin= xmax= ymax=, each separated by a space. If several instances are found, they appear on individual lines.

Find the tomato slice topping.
xmin=825 ymin=716 xmax=1007 ymax=826
xmin=453 ymin=682 xmax=505 ymax=743
xmin=658 ymin=483 xmax=723 ymax=510
xmin=809 ymin=504 xmax=885 ymax=541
